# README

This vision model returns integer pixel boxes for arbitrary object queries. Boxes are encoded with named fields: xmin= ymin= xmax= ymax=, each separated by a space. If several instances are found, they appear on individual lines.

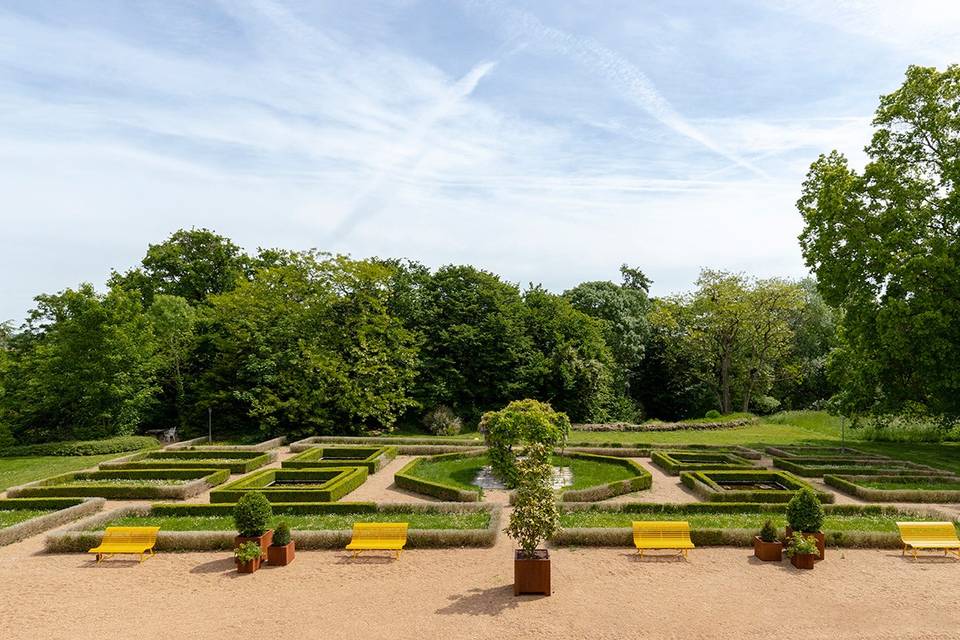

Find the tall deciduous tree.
xmin=148 ymin=295 xmax=197 ymax=428
xmin=798 ymin=64 xmax=960 ymax=421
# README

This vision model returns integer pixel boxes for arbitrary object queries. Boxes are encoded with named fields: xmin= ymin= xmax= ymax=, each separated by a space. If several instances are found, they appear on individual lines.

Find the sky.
xmin=2 ymin=0 xmax=960 ymax=324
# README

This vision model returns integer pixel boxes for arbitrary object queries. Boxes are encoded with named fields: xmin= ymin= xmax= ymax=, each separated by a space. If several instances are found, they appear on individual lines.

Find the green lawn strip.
xmin=0 ymin=454 xmax=130 ymax=491
xmin=0 ymin=509 xmax=52 ymax=528
xmin=88 ymin=511 xmax=490 ymax=532
xmin=566 ymin=422 xmax=838 ymax=446
xmin=559 ymin=510 xmax=950 ymax=533
xmin=51 ymin=478 xmax=193 ymax=487
xmin=407 ymin=453 xmax=634 ymax=491
xmin=853 ymin=478 xmax=960 ymax=491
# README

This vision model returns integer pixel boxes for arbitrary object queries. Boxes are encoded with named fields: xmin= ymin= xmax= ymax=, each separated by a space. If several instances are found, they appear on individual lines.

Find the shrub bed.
xmin=553 ymin=502 xmax=953 ymax=548
xmin=764 ymin=445 xmax=880 ymax=458
xmin=282 ymin=446 xmax=397 ymax=473
xmin=0 ymin=497 xmax=104 ymax=547
xmin=289 ymin=435 xmax=484 ymax=453
xmin=169 ymin=436 xmax=286 ymax=452
xmin=681 ymin=470 xmax=834 ymax=503
xmin=6 ymin=468 xmax=230 ymax=500
xmin=824 ymin=474 xmax=960 ymax=502
xmin=0 ymin=436 xmax=159 ymax=457
xmin=209 ymin=467 xmax=368 ymax=503
xmin=772 ymin=456 xmax=951 ymax=477
xmin=46 ymin=502 xmax=501 ymax=551
xmin=100 ymin=449 xmax=273 ymax=474
xmin=650 ymin=450 xmax=756 ymax=475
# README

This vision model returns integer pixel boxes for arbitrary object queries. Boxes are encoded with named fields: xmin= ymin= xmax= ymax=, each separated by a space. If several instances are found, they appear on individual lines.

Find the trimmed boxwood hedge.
xmin=289 ymin=435 xmax=484 ymax=452
xmin=0 ymin=497 xmax=104 ymax=547
xmin=6 ymin=468 xmax=230 ymax=500
xmin=558 ymin=452 xmax=652 ymax=501
xmin=282 ymin=446 xmax=397 ymax=473
xmin=394 ymin=452 xmax=483 ymax=502
xmin=0 ymin=436 xmax=159 ymax=457
xmin=772 ymin=456 xmax=951 ymax=478
xmin=764 ymin=445 xmax=879 ymax=458
xmin=650 ymin=450 xmax=756 ymax=476
xmin=170 ymin=436 xmax=286 ymax=452
xmin=553 ymin=502 xmax=950 ymax=549
xmin=100 ymin=449 xmax=273 ymax=474
xmin=824 ymin=474 xmax=960 ymax=503
xmin=46 ymin=502 xmax=502 ymax=551
xmin=209 ymin=467 xmax=368 ymax=503
xmin=681 ymin=469 xmax=834 ymax=503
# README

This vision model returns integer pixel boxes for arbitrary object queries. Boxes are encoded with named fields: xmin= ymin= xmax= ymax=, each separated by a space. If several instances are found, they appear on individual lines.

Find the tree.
xmin=148 ymin=295 xmax=197 ymax=428
xmin=0 ymin=285 xmax=158 ymax=442
xmin=505 ymin=441 xmax=560 ymax=557
xmin=196 ymin=252 xmax=418 ymax=437
xmin=480 ymin=399 xmax=569 ymax=487
xmin=111 ymin=228 xmax=250 ymax=305
xmin=798 ymin=64 xmax=960 ymax=422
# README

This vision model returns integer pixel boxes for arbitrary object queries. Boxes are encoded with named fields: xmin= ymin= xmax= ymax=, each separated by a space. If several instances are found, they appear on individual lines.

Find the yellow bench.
xmin=632 ymin=521 xmax=695 ymax=558
xmin=897 ymin=522 xmax=960 ymax=559
xmin=88 ymin=526 xmax=160 ymax=563
xmin=345 ymin=522 xmax=408 ymax=559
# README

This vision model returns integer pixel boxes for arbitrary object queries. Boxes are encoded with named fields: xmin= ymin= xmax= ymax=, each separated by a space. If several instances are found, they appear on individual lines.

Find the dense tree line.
xmin=0 ymin=228 xmax=835 ymax=445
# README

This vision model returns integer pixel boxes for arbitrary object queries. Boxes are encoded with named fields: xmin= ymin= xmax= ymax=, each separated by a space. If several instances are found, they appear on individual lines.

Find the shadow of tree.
xmin=189 ymin=557 xmax=237 ymax=575
xmin=435 ymin=585 xmax=526 ymax=616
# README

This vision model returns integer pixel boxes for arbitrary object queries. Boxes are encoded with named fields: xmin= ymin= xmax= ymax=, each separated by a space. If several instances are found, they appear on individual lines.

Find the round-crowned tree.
xmin=480 ymin=399 xmax=570 ymax=488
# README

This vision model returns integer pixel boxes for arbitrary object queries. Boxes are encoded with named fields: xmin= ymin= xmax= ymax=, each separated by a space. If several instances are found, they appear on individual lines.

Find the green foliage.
xmin=481 ymin=399 xmax=569 ymax=487
xmin=786 ymin=487 xmax=825 ymax=532
xmin=798 ymin=64 xmax=960 ymax=423
xmin=705 ymin=410 xmax=722 ymax=419
xmin=785 ymin=532 xmax=818 ymax=557
xmin=0 ymin=285 xmax=158 ymax=443
xmin=0 ymin=435 xmax=157 ymax=457
xmin=148 ymin=295 xmax=196 ymax=429
xmin=272 ymin=521 xmax=291 ymax=546
xmin=506 ymin=443 xmax=560 ymax=555
xmin=234 ymin=540 xmax=262 ymax=562
xmin=422 ymin=406 xmax=463 ymax=436
xmin=232 ymin=492 xmax=273 ymax=537
xmin=759 ymin=519 xmax=779 ymax=543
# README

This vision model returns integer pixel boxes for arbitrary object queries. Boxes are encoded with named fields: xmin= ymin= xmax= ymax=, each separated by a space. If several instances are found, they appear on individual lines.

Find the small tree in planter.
xmin=785 ymin=487 xmax=826 ymax=560
xmin=506 ymin=442 xmax=559 ymax=596
xmin=753 ymin=519 xmax=783 ymax=562
xmin=235 ymin=541 xmax=263 ymax=574
xmin=267 ymin=521 xmax=295 ymax=566
xmin=233 ymin=491 xmax=274 ymax=558
xmin=785 ymin=532 xmax=818 ymax=570
xmin=481 ymin=399 xmax=570 ymax=488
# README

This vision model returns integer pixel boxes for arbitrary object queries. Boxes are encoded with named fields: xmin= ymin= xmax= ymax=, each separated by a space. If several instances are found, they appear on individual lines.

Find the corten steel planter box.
xmin=753 ymin=536 xmax=783 ymax=562
xmin=235 ymin=530 xmax=274 ymax=560
xmin=790 ymin=553 xmax=816 ymax=570
xmin=785 ymin=528 xmax=825 ymax=561
xmin=236 ymin=557 xmax=261 ymax=574
xmin=267 ymin=541 xmax=295 ymax=566
xmin=514 ymin=549 xmax=551 ymax=596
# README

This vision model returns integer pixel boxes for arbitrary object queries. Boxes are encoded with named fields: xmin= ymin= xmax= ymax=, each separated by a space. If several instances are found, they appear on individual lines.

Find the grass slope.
xmin=0 ymin=454 xmax=129 ymax=491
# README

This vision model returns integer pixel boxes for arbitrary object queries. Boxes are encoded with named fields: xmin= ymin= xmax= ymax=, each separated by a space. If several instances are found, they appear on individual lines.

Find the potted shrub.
xmin=233 ymin=491 xmax=274 ymax=559
xmin=785 ymin=487 xmax=826 ymax=560
xmin=785 ymin=532 xmax=818 ymax=570
xmin=753 ymin=519 xmax=783 ymax=561
xmin=506 ymin=442 xmax=559 ymax=596
xmin=267 ymin=521 xmax=295 ymax=566
xmin=235 ymin=541 xmax=263 ymax=574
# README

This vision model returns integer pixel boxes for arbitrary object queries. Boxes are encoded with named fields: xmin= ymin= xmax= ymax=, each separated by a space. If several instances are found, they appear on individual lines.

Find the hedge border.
xmin=209 ymin=467 xmax=368 ymax=503
xmin=282 ymin=446 xmax=397 ymax=473
xmin=0 ymin=497 xmax=104 ymax=547
xmin=552 ymin=502 xmax=953 ymax=548
xmin=680 ymin=469 xmax=835 ymax=503
xmin=824 ymin=474 xmax=960 ymax=503
xmin=764 ymin=445 xmax=879 ymax=458
xmin=169 ymin=436 xmax=286 ymax=452
xmin=45 ymin=502 xmax=502 ymax=552
xmin=100 ymin=449 xmax=274 ymax=474
xmin=772 ymin=456 xmax=951 ymax=478
xmin=6 ymin=468 xmax=230 ymax=500
xmin=650 ymin=450 xmax=756 ymax=476
xmin=572 ymin=417 xmax=760 ymax=432
xmin=289 ymin=435 xmax=484 ymax=452
xmin=557 ymin=452 xmax=652 ymax=502
xmin=394 ymin=451 xmax=485 ymax=502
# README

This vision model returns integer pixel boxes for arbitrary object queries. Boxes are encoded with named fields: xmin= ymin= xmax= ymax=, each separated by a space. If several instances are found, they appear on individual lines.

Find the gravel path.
xmin=601 ymin=458 xmax=699 ymax=503
xmin=344 ymin=455 xmax=438 ymax=503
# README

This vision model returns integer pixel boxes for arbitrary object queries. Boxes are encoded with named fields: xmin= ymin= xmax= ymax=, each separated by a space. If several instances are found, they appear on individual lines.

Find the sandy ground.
xmin=602 ymin=458 xmax=699 ymax=504
xmin=2 ymin=520 xmax=959 ymax=640
xmin=348 ymin=455 xmax=439 ymax=503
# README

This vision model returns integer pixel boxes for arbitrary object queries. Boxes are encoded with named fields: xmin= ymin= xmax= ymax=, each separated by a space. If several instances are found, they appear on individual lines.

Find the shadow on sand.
xmin=435 ymin=585 xmax=532 ymax=616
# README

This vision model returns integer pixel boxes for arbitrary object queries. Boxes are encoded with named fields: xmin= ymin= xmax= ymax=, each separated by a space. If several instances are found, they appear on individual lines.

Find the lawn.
xmin=91 ymin=511 xmax=490 ymax=531
xmin=854 ymin=477 xmax=960 ymax=491
xmin=408 ymin=453 xmax=635 ymax=491
xmin=566 ymin=421 xmax=840 ymax=446
xmin=0 ymin=454 xmax=129 ymax=491
xmin=559 ymin=509 xmax=950 ymax=532
xmin=0 ymin=509 xmax=50 ymax=528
